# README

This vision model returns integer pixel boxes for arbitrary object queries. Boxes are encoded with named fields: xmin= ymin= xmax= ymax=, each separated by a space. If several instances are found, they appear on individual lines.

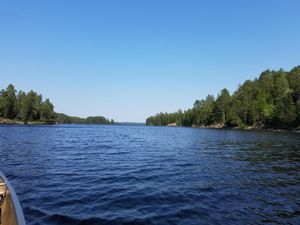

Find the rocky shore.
xmin=166 ymin=123 xmax=300 ymax=133
xmin=0 ymin=118 xmax=53 ymax=125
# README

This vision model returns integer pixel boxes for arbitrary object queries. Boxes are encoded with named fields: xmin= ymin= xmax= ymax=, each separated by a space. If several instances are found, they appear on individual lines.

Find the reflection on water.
xmin=0 ymin=125 xmax=300 ymax=225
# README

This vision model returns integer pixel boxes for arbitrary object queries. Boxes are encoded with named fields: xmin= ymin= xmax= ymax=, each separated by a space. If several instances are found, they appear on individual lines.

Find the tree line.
xmin=56 ymin=113 xmax=114 ymax=124
xmin=0 ymin=84 xmax=114 ymax=124
xmin=0 ymin=84 xmax=56 ymax=123
xmin=146 ymin=66 xmax=300 ymax=130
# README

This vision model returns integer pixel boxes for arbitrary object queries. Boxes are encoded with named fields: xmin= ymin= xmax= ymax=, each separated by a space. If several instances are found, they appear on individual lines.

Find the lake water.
xmin=0 ymin=125 xmax=300 ymax=225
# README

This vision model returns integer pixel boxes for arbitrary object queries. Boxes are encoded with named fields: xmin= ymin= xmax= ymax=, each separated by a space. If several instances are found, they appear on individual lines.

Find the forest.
xmin=0 ymin=84 xmax=114 ymax=125
xmin=146 ymin=66 xmax=300 ymax=130
xmin=55 ymin=113 xmax=114 ymax=124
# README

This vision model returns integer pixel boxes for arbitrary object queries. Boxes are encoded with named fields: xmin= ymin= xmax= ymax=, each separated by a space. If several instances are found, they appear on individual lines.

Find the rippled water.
xmin=0 ymin=125 xmax=300 ymax=225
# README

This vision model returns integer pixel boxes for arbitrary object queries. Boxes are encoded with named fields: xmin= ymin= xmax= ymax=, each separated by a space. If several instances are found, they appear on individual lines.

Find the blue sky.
xmin=1 ymin=0 xmax=300 ymax=122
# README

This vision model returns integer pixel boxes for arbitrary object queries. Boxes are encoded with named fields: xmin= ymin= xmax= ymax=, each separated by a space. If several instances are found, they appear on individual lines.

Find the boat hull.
xmin=0 ymin=172 xmax=26 ymax=225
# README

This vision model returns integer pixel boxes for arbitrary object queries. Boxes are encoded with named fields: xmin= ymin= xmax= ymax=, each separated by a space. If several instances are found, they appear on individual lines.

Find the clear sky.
xmin=1 ymin=0 xmax=300 ymax=122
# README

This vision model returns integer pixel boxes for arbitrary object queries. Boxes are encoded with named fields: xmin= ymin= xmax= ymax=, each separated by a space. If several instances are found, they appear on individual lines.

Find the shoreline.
xmin=1 ymin=118 xmax=299 ymax=133
xmin=0 ymin=118 xmax=114 ymax=126
xmin=0 ymin=118 xmax=54 ymax=125
xmin=165 ymin=123 xmax=300 ymax=133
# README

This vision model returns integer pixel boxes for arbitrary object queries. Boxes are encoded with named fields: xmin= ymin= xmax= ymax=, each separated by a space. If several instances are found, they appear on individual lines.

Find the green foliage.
xmin=55 ymin=113 xmax=76 ymax=124
xmin=0 ymin=84 xmax=55 ymax=123
xmin=286 ymin=66 xmax=300 ymax=102
xmin=55 ymin=113 xmax=113 ymax=124
xmin=213 ymin=89 xmax=231 ymax=124
xmin=272 ymin=69 xmax=290 ymax=103
xmin=271 ymin=94 xmax=296 ymax=128
xmin=146 ymin=66 xmax=300 ymax=129
xmin=296 ymin=100 xmax=300 ymax=127
xmin=193 ymin=95 xmax=215 ymax=125
xmin=0 ymin=84 xmax=114 ymax=125
xmin=20 ymin=90 xmax=43 ymax=123
xmin=86 ymin=116 xmax=112 ymax=124
xmin=41 ymin=99 xmax=55 ymax=122
xmin=146 ymin=109 xmax=183 ymax=126
xmin=0 ymin=84 xmax=17 ymax=119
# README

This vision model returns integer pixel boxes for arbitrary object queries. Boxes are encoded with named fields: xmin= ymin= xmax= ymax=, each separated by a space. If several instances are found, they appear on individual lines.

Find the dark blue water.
xmin=0 ymin=125 xmax=300 ymax=225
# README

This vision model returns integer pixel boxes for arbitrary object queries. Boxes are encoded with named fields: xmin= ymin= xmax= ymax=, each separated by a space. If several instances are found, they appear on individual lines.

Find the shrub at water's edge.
xmin=0 ymin=85 xmax=114 ymax=125
xmin=146 ymin=66 xmax=300 ymax=130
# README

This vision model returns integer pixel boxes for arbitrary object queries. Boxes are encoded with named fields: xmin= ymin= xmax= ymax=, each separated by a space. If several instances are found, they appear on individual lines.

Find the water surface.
xmin=0 ymin=125 xmax=300 ymax=224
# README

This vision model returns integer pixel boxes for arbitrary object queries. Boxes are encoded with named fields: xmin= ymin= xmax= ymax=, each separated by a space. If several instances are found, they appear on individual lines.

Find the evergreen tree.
xmin=41 ymin=98 xmax=55 ymax=122
xmin=213 ymin=89 xmax=231 ymax=124
xmin=287 ymin=66 xmax=300 ymax=102
xmin=1 ymin=84 xmax=17 ymax=119
xmin=0 ymin=84 xmax=113 ymax=125
xmin=272 ymin=70 xmax=289 ymax=103
xmin=271 ymin=93 xmax=296 ymax=128
xmin=146 ymin=66 xmax=300 ymax=130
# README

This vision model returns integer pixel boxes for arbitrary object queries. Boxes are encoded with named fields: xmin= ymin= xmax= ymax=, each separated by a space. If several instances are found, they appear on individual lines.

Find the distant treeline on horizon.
xmin=0 ymin=85 xmax=114 ymax=125
xmin=146 ymin=66 xmax=300 ymax=130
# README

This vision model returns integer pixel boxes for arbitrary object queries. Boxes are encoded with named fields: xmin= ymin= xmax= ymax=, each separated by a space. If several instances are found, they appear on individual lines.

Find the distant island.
xmin=0 ymin=84 xmax=114 ymax=125
xmin=146 ymin=66 xmax=300 ymax=130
